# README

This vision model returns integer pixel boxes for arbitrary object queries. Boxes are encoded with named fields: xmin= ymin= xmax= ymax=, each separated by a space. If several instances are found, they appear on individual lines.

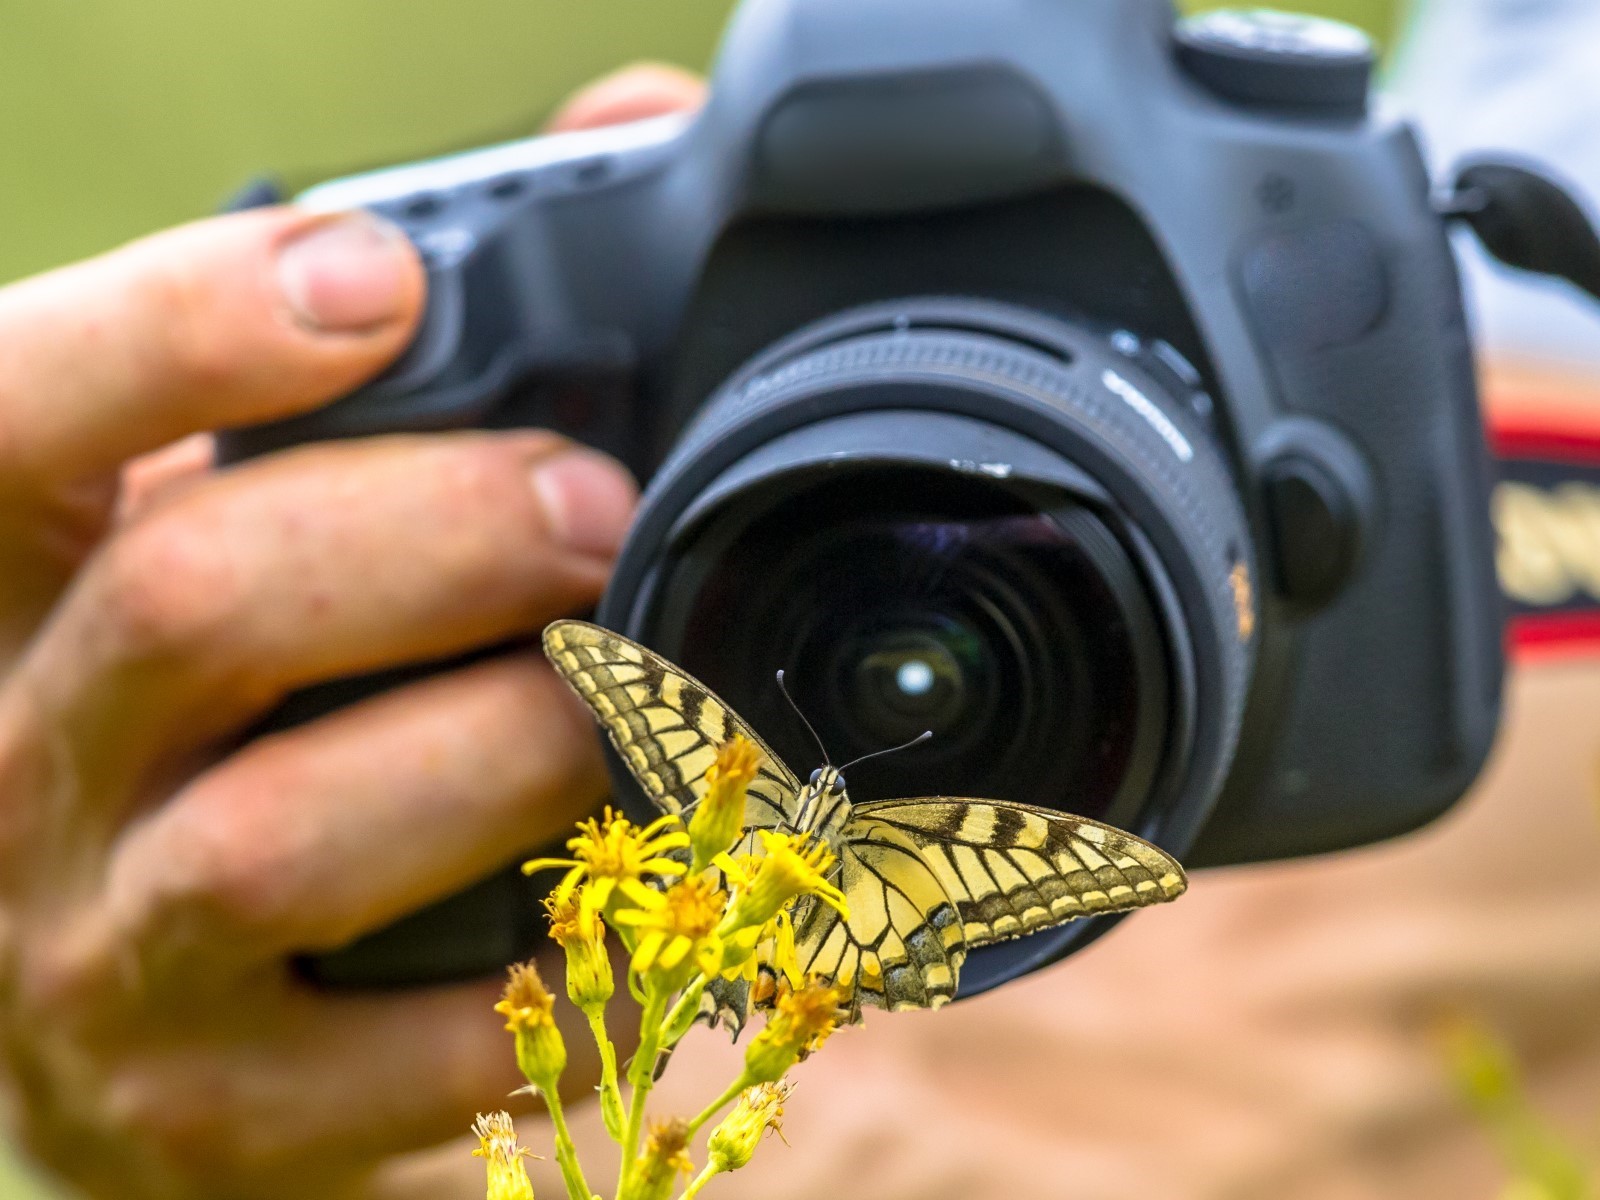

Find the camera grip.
xmin=218 ymin=233 xmax=526 ymax=461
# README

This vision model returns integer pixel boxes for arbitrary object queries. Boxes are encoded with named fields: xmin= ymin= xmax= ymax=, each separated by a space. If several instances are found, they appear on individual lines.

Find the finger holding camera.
xmin=0 ymin=67 xmax=702 ymax=1200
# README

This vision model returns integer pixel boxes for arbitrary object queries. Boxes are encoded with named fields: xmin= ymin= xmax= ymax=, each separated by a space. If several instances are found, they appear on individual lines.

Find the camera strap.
xmin=1489 ymin=375 xmax=1600 ymax=662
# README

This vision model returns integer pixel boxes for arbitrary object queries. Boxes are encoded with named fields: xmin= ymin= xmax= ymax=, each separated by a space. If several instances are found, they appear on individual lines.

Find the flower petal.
xmin=519 ymin=856 xmax=576 ymax=877
xmin=640 ymin=815 xmax=686 ymax=840
xmin=696 ymin=941 xmax=725 ymax=978
xmin=590 ymin=876 xmax=618 ymax=908
xmin=712 ymin=851 xmax=751 ymax=884
xmin=618 ymin=877 xmax=661 ymax=908
xmin=632 ymin=931 xmax=667 ymax=974
xmin=656 ymin=935 xmax=691 ymax=971
xmin=817 ymin=885 xmax=850 ymax=919
xmin=640 ymin=857 xmax=689 ymax=877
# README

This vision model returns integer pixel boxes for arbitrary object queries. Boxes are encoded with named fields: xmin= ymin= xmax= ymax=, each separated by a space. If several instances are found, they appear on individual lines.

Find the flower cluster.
xmin=473 ymin=735 xmax=854 ymax=1200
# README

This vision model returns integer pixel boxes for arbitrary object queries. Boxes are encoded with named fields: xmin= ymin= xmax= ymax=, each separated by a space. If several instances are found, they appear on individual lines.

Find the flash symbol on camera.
xmin=1230 ymin=562 xmax=1256 ymax=642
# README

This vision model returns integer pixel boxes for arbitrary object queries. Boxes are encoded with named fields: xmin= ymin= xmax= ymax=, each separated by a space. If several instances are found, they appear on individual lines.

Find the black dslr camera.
xmin=227 ymin=0 xmax=1600 ymax=994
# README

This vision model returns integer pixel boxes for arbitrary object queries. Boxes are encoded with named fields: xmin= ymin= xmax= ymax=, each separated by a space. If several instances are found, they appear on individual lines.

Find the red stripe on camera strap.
xmin=1488 ymin=380 xmax=1600 ymax=663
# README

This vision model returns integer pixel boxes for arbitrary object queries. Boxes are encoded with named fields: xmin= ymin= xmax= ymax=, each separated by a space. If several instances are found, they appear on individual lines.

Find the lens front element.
xmin=653 ymin=468 xmax=1169 ymax=827
xmin=842 ymin=621 xmax=978 ymax=748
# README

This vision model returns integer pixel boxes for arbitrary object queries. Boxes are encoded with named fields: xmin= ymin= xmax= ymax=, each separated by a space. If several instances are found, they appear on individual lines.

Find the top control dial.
xmin=1175 ymin=9 xmax=1375 ymax=117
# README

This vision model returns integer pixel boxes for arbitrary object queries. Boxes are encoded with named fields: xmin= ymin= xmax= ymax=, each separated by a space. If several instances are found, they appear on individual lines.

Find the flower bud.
xmin=720 ymin=831 xmax=849 ymax=935
xmin=629 ymin=1118 xmax=694 ymax=1200
xmin=544 ymin=890 xmax=613 ymax=1012
xmin=472 ymin=1111 xmax=538 ymax=1200
xmin=495 ymin=960 xmax=567 ymax=1091
xmin=689 ymin=736 xmax=760 ymax=869
xmin=708 ymin=1082 xmax=793 ymax=1172
xmin=744 ymin=979 xmax=848 ymax=1083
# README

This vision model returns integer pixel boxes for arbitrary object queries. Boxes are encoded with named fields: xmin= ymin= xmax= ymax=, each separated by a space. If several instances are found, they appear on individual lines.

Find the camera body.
xmin=228 ymin=0 xmax=1507 ymax=991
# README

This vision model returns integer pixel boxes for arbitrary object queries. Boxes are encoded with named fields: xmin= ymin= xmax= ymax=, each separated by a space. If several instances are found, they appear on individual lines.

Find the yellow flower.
xmin=744 ymin=979 xmax=849 ymax=1083
xmin=707 ymin=1081 xmax=794 ymax=1172
xmin=765 ymin=907 xmax=802 ymax=986
xmin=717 ymin=831 xmax=848 ymax=934
xmin=629 ymin=1118 xmax=695 ymax=1200
xmin=471 ymin=1111 xmax=538 ymax=1200
xmin=544 ymin=890 xmax=613 ymax=1012
xmin=721 ymin=906 xmax=802 ymax=989
xmin=688 ymin=736 xmax=761 ymax=869
xmin=495 ymin=961 xmax=567 ymax=1090
xmin=611 ymin=875 xmax=727 ymax=990
xmin=522 ymin=807 xmax=689 ymax=920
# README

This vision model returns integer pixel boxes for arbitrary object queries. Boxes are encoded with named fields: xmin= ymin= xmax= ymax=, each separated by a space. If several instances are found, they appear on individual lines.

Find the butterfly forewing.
xmin=850 ymin=798 xmax=1187 ymax=948
xmin=542 ymin=620 xmax=802 ymax=824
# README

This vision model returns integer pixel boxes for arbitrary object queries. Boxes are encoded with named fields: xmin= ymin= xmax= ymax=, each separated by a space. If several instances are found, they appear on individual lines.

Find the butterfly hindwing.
xmin=542 ymin=620 xmax=802 ymax=824
xmin=851 ymin=798 xmax=1187 ymax=949
xmin=793 ymin=819 xmax=966 ymax=1015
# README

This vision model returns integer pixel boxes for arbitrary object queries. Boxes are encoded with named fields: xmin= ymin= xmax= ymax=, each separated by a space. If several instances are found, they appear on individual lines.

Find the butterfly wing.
xmin=542 ymin=620 xmax=803 ymax=824
xmin=792 ymin=818 xmax=967 ymax=1015
xmin=850 ymin=798 xmax=1186 ymax=948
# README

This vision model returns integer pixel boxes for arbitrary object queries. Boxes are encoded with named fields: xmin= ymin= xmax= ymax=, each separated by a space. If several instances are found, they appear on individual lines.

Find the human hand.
xmin=0 ymin=65 xmax=703 ymax=1200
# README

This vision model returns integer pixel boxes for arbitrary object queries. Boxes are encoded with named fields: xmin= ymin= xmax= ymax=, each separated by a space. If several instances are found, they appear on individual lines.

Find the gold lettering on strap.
xmin=1494 ymin=481 xmax=1600 ymax=605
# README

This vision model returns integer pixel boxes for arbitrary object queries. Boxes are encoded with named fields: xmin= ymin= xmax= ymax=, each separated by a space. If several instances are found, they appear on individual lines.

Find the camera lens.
xmin=602 ymin=299 xmax=1256 ymax=992
xmin=648 ymin=468 xmax=1169 ymax=826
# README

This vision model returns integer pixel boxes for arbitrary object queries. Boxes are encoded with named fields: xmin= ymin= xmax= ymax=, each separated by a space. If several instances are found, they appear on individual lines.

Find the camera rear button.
xmin=1261 ymin=452 xmax=1361 ymax=610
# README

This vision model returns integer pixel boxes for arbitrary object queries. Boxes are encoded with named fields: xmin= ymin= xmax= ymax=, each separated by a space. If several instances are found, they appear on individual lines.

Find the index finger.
xmin=0 ymin=207 xmax=424 ymax=489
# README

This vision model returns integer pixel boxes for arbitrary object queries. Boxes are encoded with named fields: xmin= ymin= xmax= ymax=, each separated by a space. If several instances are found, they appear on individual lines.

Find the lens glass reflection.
xmin=653 ymin=468 xmax=1167 ymax=823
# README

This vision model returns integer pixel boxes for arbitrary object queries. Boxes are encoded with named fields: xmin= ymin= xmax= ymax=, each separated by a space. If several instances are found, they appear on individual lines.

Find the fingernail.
xmin=276 ymin=212 xmax=416 ymax=332
xmin=530 ymin=449 xmax=639 ymax=558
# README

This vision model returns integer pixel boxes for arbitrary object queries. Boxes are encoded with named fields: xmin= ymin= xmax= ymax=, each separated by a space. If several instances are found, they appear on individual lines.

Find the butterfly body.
xmin=789 ymin=767 xmax=852 ymax=847
xmin=542 ymin=619 xmax=1187 ymax=1019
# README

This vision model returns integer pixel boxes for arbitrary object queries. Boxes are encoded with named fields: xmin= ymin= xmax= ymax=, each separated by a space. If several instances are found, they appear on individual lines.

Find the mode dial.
xmin=1175 ymin=10 xmax=1374 ymax=118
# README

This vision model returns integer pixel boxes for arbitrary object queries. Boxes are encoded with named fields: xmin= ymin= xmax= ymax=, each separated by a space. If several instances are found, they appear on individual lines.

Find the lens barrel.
xmin=600 ymin=298 xmax=1256 ymax=992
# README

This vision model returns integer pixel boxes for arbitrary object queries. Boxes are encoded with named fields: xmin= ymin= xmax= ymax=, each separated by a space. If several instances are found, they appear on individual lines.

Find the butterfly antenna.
xmin=775 ymin=668 xmax=832 ymax=766
xmin=839 ymin=730 xmax=934 ymax=774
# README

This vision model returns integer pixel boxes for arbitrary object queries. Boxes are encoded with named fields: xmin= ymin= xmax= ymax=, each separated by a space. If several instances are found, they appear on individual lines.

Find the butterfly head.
xmin=776 ymin=667 xmax=930 ymax=832
xmin=794 ymin=765 xmax=849 ymax=836
xmin=807 ymin=766 xmax=848 ymax=796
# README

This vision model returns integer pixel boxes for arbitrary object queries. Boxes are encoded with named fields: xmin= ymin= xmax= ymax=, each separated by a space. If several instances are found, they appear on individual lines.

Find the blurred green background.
xmin=0 ymin=0 xmax=1398 ymax=1195
xmin=0 ymin=0 xmax=1400 ymax=285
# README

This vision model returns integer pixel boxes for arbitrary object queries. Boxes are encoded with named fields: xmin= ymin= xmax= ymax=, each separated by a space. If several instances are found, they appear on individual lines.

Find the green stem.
xmin=660 ymin=974 xmax=709 ymax=1051
xmin=621 ymin=986 xmax=671 ymax=1191
xmin=686 ymin=1072 xmax=753 ymax=1138
xmin=542 ymin=1084 xmax=592 ymax=1200
xmin=678 ymin=1163 xmax=721 ymax=1200
xmin=586 ymin=1007 xmax=626 ymax=1142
